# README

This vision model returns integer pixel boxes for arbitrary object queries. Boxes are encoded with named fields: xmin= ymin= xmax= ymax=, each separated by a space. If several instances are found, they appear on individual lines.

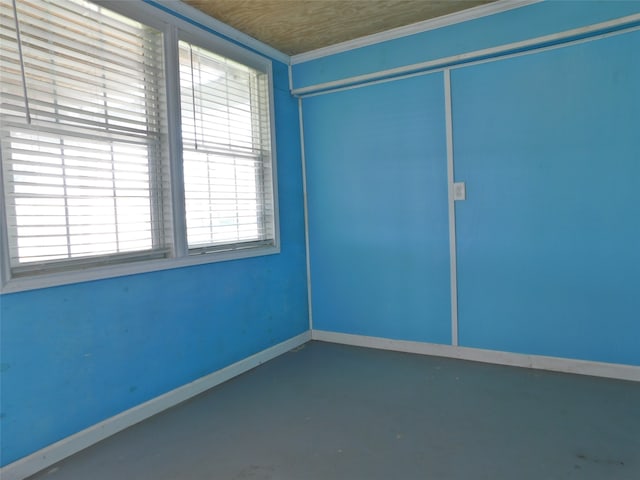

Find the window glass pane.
xmin=0 ymin=0 xmax=169 ymax=272
xmin=178 ymin=40 xmax=274 ymax=251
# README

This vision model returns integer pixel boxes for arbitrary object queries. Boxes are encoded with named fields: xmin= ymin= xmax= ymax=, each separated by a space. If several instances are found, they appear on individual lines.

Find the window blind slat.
xmin=5 ymin=29 xmax=162 ymax=74
xmin=2 ymin=65 xmax=160 ymax=109
xmin=1 ymin=120 xmax=163 ymax=146
xmin=4 ymin=0 xmax=149 ymax=37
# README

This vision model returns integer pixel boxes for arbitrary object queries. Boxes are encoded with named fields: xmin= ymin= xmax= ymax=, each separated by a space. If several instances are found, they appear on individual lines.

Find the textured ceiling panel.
xmin=184 ymin=0 xmax=495 ymax=55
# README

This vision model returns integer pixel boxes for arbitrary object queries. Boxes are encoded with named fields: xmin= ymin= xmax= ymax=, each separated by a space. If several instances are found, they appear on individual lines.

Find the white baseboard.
xmin=0 ymin=331 xmax=311 ymax=480
xmin=311 ymin=330 xmax=640 ymax=382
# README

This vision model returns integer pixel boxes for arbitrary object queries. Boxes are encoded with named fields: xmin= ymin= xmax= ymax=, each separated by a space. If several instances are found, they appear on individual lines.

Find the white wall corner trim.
xmin=297 ymin=98 xmax=314 ymax=331
xmin=443 ymin=69 xmax=459 ymax=346
xmin=0 ymin=331 xmax=311 ymax=480
xmin=290 ymin=0 xmax=541 ymax=64
xmin=311 ymin=330 xmax=640 ymax=383
xmin=147 ymin=0 xmax=290 ymax=64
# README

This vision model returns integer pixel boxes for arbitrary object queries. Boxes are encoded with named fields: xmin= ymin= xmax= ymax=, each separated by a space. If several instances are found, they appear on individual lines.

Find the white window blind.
xmin=0 ymin=0 xmax=170 ymax=275
xmin=178 ymin=40 xmax=275 ymax=252
xmin=0 ymin=0 xmax=279 ymax=291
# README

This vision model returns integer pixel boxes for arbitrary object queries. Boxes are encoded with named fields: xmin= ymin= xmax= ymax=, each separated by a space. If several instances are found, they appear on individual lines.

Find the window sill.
xmin=0 ymin=244 xmax=280 ymax=294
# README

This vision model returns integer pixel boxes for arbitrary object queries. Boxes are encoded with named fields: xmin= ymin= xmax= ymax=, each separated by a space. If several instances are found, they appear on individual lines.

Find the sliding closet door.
xmin=303 ymin=73 xmax=451 ymax=343
xmin=451 ymin=30 xmax=640 ymax=364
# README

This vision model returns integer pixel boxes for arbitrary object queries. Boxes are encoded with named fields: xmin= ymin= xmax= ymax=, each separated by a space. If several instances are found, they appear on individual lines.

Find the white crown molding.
xmin=312 ymin=330 xmax=640 ymax=382
xmin=0 ymin=332 xmax=311 ymax=480
xmin=291 ymin=0 xmax=542 ymax=65
xmin=147 ymin=0 xmax=290 ymax=64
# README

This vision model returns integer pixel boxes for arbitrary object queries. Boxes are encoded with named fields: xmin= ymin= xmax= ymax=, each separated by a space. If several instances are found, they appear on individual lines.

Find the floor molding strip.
xmin=311 ymin=330 xmax=640 ymax=382
xmin=0 ymin=331 xmax=312 ymax=480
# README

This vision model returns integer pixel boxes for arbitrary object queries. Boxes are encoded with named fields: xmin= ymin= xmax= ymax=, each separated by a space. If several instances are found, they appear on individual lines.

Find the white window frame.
xmin=0 ymin=0 xmax=280 ymax=293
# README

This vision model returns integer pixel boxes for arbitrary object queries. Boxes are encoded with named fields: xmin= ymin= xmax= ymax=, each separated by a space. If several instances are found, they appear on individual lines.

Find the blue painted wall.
xmin=452 ymin=29 xmax=640 ymax=365
xmin=303 ymin=74 xmax=451 ymax=343
xmin=292 ymin=0 xmax=640 ymax=90
xmin=299 ymin=3 xmax=640 ymax=365
xmin=0 ymin=58 xmax=308 ymax=466
xmin=3 ymin=0 xmax=640 ymax=470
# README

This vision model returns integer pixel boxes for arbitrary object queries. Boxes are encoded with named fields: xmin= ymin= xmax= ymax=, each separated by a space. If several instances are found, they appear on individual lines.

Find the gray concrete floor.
xmin=28 ymin=341 xmax=640 ymax=480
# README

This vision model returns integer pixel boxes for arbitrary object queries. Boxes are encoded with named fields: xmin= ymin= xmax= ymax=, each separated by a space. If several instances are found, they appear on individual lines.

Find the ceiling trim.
xmin=290 ymin=0 xmax=542 ymax=65
xmin=146 ymin=0 xmax=290 ymax=64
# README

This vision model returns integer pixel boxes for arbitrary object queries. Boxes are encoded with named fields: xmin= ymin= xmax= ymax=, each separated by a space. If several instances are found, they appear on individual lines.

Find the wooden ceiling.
xmin=184 ymin=0 xmax=495 ymax=56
